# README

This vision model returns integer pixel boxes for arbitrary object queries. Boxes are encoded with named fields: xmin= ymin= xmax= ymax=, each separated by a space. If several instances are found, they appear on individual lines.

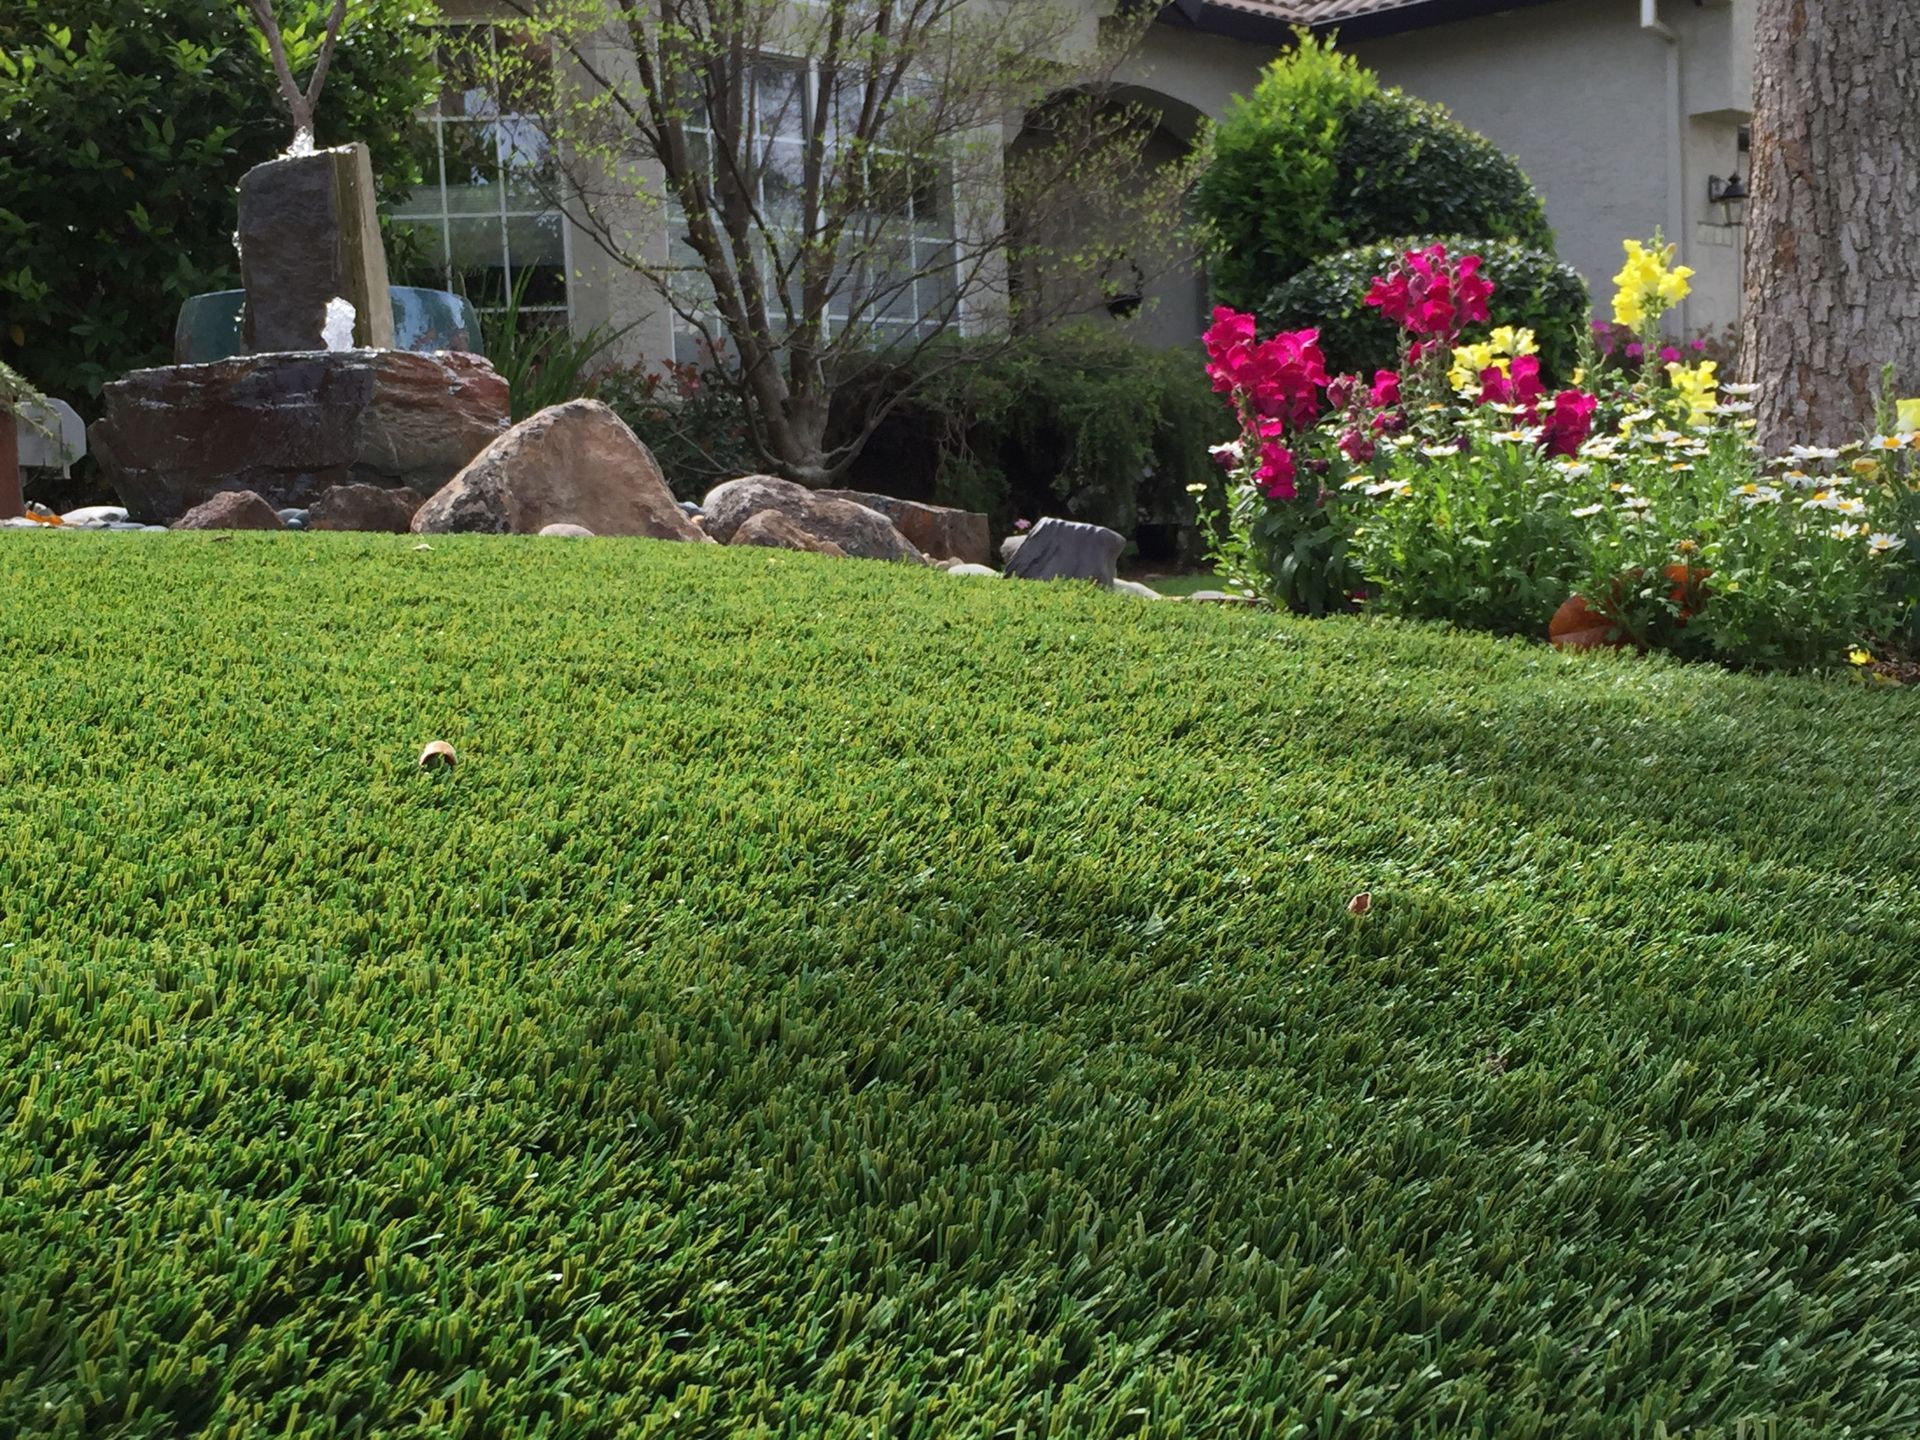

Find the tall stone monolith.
xmin=236 ymin=141 xmax=395 ymax=353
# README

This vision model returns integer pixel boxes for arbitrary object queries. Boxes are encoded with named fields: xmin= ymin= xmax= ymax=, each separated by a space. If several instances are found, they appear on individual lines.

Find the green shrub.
xmin=1195 ymin=32 xmax=1554 ymax=311
xmin=839 ymin=325 xmax=1233 ymax=544
xmin=0 ymin=0 xmax=437 ymax=402
xmin=595 ymin=354 xmax=760 ymax=500
xmin=1264 ymin=235 xmax=1590 ymax=383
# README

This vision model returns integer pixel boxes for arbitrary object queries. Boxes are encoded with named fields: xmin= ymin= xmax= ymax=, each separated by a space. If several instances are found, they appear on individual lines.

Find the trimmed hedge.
xmin=1263 ymin=235 xmax=1591 ymax=383
xmin=1195 ymin=33 xmax=1555 ymax=311
xmin=5 ymin=537 xmax=1920 ymax=1435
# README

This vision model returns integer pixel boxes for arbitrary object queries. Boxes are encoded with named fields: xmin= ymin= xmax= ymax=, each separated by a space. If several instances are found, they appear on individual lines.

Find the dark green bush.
xmin=1263 ymin=235 xmax=1591 ymax=383
xmin=840 ymin=325 xmax=1233 ymax=547
xmin=1195 ymin=32 xmax=1555 ymax=311
xmin=0 ymin=0 xmax=437 ymax=402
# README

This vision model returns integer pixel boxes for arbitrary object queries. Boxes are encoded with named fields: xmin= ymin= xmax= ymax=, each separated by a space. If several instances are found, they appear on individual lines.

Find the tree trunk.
xmin=1739 ymin=1 xmax=1920 ymax=450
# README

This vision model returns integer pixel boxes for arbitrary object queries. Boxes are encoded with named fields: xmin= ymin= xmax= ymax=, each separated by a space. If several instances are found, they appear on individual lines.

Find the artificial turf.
xmin=4 ymin=533 xmax=1920 ymax=1438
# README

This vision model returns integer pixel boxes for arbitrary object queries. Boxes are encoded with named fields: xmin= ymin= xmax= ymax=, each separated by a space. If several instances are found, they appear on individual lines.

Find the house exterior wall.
xmin=411 ymin=0 xmax=1753 ymax=358
xmin=1345 ymin=0 xmax=1752 ymax=338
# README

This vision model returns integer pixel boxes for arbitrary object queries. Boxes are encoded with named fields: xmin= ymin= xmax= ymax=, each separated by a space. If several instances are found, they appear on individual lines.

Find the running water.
xmin=321 ymin=297 xmax=356 ymax=351
xmin=285 ymin=126 xmax=317 ymax=159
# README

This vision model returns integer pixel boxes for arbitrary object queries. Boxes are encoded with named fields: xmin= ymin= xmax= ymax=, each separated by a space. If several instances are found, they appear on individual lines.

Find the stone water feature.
xmin=89 ymin=142 xmax=509 ymax=524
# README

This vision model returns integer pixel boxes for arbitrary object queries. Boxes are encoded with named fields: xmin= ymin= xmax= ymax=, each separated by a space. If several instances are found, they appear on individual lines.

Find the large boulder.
xmin=411 ymin=400 xmax=701 ymax=539
xmin=1002 ymin=516 xmax=1125 ymax=586
xmin=307 ymin=482 xmax=420 ymax=533
xmin=172 ymin=490 xmax=285 ymax=531
xmin=817 ymin=489 xmax=989 ymax=565
xmin=700 ymin=475 xmax=924 ymax=563
xmin=91 ymin=350 xmax=509 ymax=523
xmin=731 ymin=509 xmax=848 ymax=557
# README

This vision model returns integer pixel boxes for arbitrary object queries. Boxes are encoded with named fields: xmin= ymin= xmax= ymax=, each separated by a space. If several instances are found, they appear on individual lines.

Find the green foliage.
xmin=1196 ymin=34 xmax=1554 ymax=311
xmin=595 ymin=356 xmax=760 ymax=501
xmin=852 ymin=325 xmax=1234 ymax=539
xmin=1192 ymin=33 xmax=1377 ymax=313
xmin=0 ymin=0 xmax=437 ymax=402
xmin=1349 ymin=441 xmax=1590 ymax=637
xmin=482 ymin=270 xmax=627 ymax=423
xmin=1264 ymin=236 xmax=1590 ymax=384
xmin=8 ymin=537 xmax=1920 ymax=1434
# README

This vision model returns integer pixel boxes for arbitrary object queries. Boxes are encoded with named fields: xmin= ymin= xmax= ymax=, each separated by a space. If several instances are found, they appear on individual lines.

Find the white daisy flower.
xmin=1721 ymin=382 xmax=1762 ymax=397
xmin=1867 ymin=532 xmax=1908 ymax=554
xmin=1571 ymin=503 xmax=1605 ymax=518
xmin=1365 ymin=479 xmax=1412 ymax=498
xmin=1829 ymin=522 xmax=1866 ymax=540
xmin=1788 ymin=444 xmax=1842 ymax=461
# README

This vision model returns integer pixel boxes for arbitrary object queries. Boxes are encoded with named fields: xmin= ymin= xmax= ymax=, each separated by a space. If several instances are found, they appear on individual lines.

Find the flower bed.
xmin=1203 ymin=236 xmax=1920 ymax=672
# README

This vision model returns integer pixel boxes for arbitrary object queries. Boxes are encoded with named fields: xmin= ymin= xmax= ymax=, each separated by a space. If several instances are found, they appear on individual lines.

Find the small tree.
xmin=1738 ymin=0 xmax=1920 ymax=449
xmin=485 ymin=0 xmax=1198 ymax=485
xmin=238 ymin=0 xmax=346 ymax=151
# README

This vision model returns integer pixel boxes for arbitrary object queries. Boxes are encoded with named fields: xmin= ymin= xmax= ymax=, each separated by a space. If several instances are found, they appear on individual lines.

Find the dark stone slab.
xmin=89 ymin=350 xmax=509 ymax=522
xmin=1002 ymin=516 xmax=1125 ymax=585
xmin=237 ymin=143 xmax=394 ymax=353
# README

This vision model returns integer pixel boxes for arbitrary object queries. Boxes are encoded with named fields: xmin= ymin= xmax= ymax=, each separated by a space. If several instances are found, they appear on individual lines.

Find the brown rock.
xmin=411 ymin=400 xmax=701 ymax=539
xmin=819 ymin=490 xmax=990 ymax=565
xmin=699 ymin=475 xmax=925 ymax=563
xmin=731 ymin=509 xmax=848 ymax=557
xmin=308 ymin=482 xmax=420 ymax=533
xmin=91 ymin=350 xmax=509 ymax=523
xmin=172 ymin=490 xmax=286 ymax=531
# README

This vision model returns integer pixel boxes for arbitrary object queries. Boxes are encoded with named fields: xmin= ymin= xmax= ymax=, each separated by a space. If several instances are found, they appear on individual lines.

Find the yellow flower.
xmin=1898 ymin=398 xmax=1920 ymax=432
xmin=1612 ymin=237 xmax=1693 ymax=330
xmin=1665 ymin=359 xmax=1718 ymax=425
xmin=1850 ymin=648 xmax=1874 ymax=667
xmin=1488 ymin=326 xmax=1537 ymax=358
xmin=1448 ymin=341 xmax=1500 ymax=395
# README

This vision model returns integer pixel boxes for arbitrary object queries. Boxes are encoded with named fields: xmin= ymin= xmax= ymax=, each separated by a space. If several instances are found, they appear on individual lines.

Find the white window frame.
xmin=389 ymin=21 xmax=577 ymax=335
xmin=667 ymin=53 xmax=963 ymax=364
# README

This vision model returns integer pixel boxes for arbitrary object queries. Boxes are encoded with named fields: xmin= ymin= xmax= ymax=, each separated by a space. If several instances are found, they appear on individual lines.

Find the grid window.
xmin=389 ymin=25 xmax=571 ymax=339
xmin=669 ymin=60 xmax=958 ymax=365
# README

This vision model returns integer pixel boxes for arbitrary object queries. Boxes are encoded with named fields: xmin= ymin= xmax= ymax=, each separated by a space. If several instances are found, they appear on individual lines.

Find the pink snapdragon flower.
xmin=1202 ymin=309 xmax=1329 ymax=432
xmin=1369 ymin=369 xmax=1401 ymax=408
xmin=1363 ymin=244 xmax=1493 ymax=341
xmin=1479 ymin=353 xmax=1544 ymax=408
xmin=1540 ymin=389 xmax=1599 ymax=457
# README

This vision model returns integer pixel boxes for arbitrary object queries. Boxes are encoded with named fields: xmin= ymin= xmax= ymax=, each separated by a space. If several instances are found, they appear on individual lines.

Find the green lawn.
xmin=5 ymin=534 xmax=1920 ymax=1438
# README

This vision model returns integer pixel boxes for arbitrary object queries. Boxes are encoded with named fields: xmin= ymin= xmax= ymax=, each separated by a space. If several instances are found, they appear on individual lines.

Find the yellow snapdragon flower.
xmin=1897 ymin=398 xmax=1920 ymax=432
xmin=1449 ymin=341 xmax=1500 ymax=395
xmin=1612 ymin=238 xmax=1693 ymax=330
xmin=1488 ymin=326 xmax=1537 ymax=358
xmin=1665 ymin=359 xmax=1718 ymax=426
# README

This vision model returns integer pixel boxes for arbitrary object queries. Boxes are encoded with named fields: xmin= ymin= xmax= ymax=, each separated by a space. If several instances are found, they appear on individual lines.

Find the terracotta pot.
xmin=1549 ymin=593 xmax=1625 ymax=651
xmin=0 ymin=410 xmax=21 ymax=520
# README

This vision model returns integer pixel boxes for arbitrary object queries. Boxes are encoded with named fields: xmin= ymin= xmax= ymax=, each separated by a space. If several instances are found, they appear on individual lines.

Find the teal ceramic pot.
xmin=174 ymin=287 xmax=485 ymax=363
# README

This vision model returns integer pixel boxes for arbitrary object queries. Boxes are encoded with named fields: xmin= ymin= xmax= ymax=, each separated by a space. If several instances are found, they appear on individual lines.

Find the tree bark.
xmin=1740 ymin=1 xmax=1920 ymax=450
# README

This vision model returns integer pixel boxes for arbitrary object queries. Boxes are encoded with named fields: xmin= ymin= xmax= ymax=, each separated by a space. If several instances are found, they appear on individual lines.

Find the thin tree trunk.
xmin=1740 ymin=1 xmax=1920 ymax=450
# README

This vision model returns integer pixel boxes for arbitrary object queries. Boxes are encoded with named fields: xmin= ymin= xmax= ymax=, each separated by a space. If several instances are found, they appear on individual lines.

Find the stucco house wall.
xmin=1343 ymin=0 xmax=1752 ymax=337
xmin=406 ymin=0 xmax=1753 ymax=360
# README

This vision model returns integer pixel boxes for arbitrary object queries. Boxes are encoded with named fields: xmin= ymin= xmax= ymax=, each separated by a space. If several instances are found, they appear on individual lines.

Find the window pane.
xmin=753 ymin=60 xmax=806 ymax=142
xmin=440 ymin=121 xmax=502 ymax=213
xmin=387 ymin=215 xmax=450 ymax=289
xmin=504 ymin=208 xmax=564 ymax=261
xmin=447 ymin=215 xmax=508 ymax=306
xmin=499 ymin=116 xmax=556 ymax=212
